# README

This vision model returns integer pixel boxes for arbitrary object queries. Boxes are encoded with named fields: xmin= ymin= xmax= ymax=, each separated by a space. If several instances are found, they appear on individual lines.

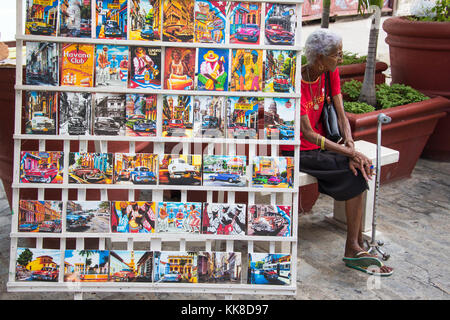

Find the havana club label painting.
xmin=230 ymin=49 xmax=263 ymax=92
xmin=25 ymin=0 xmax=58 ymax=36
xmin=201 ymin=203 xmax=246 ymax=235
xmin=159 ymin=154 xmax=202 ymax=186
xmin=248 ymin=253 xmax=291 ymax=285
xmin=162 ymin=95 xmax=194 ymax=138
xmin=95 ymin=44 xmax=129 ymax=88
xmin=156 ymin=202 xmax=202 ymax=234
xmin=128 ymin=46 xmax=162 ymax=89
xmin=229 ymin=2 xmax=261 ymax=45
xmin=109 ymin=251 xmax=154 ymax=282
xmin=61 ymin=43 xmax=95 ymax=87
xmin=194 ymin=0 xmax=226 ymax=44
xmin=15 ymin=248 xmax=61 ymax=282
xmin=68 ymin=152 xmax=113 ymax=184
xmin=202 ymin=155 xmax=247 ymax=187
xmin=264 ymin=50 xmax=296 ymax=93
xmin=252 ymin=156 xmax=294 ymax=188
xmin=59 ymin=92 xmax=92 ymax=135
xmin=64 ymin=250 xmax=110 ymax=282
xmin=265 ymin=3 xmax=297 ymax=46
xmin=226 ymin=97 xmax=260 ymax=139
xmin=263 ymin=98 xmax=295 ymax=140
xmin=18 ymin=200 xmax=62 ymax=233
xmin=25 ymin=91 xmax=58 ymax=135
xmin=192 ymin=96 xmax=226 ymax=138
xmin=247 ymin=205 xmax=291 ymax=237
xmin=162 ymin=0 xmax=195 ymax=42
xmin=110 ymin=201 xmax=156 ymax=233
xmin=154 ymin=251 xmax=198 ymax=283
xmin=164 ymin=47 xmax=195 ymax=90
xmin=130 ymin=0 xmax=161 ymax=41
xmin=96 ymin=0 xmax=127 ymax=39
xmin=114 ymin=153 xmax=158 ymax=185
xmin=125 ymin=94 xmax=157 ymax=137
xmin=94 ymin=93 xmax=126 ymax=136
xmin=197 ymin=252 xmax=242 ymax=283
xmin=26 ymin=42 xmax=59 ymax=86
xmin=59 ymin=0 xmax=92 ymax=38
xmin=66 ymin=201 xmax=111 ymax=233
xmin=20 ymin=151 xmax=63 ymax=184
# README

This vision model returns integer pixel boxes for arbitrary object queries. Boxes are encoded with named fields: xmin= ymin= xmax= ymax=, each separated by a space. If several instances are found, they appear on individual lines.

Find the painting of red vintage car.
xmin=265 ymin=24 xmax=294 ymax=45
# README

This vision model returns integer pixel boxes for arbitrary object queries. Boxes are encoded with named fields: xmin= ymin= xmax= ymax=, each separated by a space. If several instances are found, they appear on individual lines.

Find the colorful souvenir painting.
xmin=197 ymin=48 xmax=229 ymax=91
xmin=247 ymin=205 xmax=291 ymax=237
xmin=154 ymin=251 xmax=198 ymax=283
xmin=26 ymin=42 xmax=59 ymax=86
xmin=229 ymin=2 xmax=261 ymax=44
xmin=162 ymin=0 xmax=195 ymax=42
xmin=226 ymin=97 xmax=260 ymax=139
xmin=192 ymin=96 xmax=225 ymax=138
xmin=159 ymin=154 xmax=202 ymax=186
xmin=25 ymin=91 xmax=58 ymax=135
xmin=252 ymin=156 xmax=294 ymax=188
xmin=64 ymin=250 xmax=110 ymax=282
xmin=264 ymin=50 xmax=296 ymax=93
xmin=111 ymin=201 xmax=156 ymax=233
xmin=230 ymin=49 xmax=263 ymax=92
xmin=162 ymin=95 xmax=194 ymax=137
xmin=96 ymin=0 xmax=127 ymax=39
xmin=164 ymin=47 xmax=195 ymax=90
xmin=202 ymin=155 xmax=247 ymax=187
xmin=157 ymin=202 xmax=202 ymax=234
xmin=18 ymin=200 xmax=62 ymax=233
xmin=109 ymin=251 xmax=153 ymax=282
xmin=66 ymin=201 xmax=111 ymax=233
xmin=128 ymin=47 xmax=161 ymax=89
xmin=248 ymin=253 xmax=291 ymax=285
xmin=95 ymin=45 xmax=128 ymax=88
xmin=125 ymin=94 xmax=157 ymax=136
xmin=93 ymin=93 xmax=126 ymax=136
xmin=61 ymin=43 xmax=95 ymax=87
xmin=194 ymin=0 xmax=226 ymax=43
xmin=15 ymin=248 xmax=61 ymax=282
xmin=20 ymin=151 xmax=63 ymax=184
xmin=202 ymin=203 xmax=246 ymax=235
xmin=59 ymin=92 xmax=92 ymax=135
xmin=25 ymin=0 xmax=58 ymax=36
xmin=197 ymin=252 xmax=242 ymax=283
xmin=114 ymin=153 xmax=158 ymax=185
xmin=264 ymin=3 xmax=297 ymax=45
xmin=263 ymin=98 xmax=295 ymax=140
xmin=130 ymin=0 xmax=161 ymax=41
xmin=68 ymin=152 xmax=113 ymax=184
xmin=59 ymin=0 xmax=92 ymax=38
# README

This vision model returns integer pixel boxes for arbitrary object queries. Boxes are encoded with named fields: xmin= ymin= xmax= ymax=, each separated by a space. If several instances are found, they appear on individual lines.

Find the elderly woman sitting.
xmin=281 ymin=29 xmax=393 ymax=276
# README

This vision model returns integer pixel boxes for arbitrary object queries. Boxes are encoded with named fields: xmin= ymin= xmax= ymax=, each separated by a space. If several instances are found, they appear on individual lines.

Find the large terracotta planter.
xmin=338 ymin=61 xmax=388 ymax=87
xmin=346 ymin=96 xmax=449 ymax=184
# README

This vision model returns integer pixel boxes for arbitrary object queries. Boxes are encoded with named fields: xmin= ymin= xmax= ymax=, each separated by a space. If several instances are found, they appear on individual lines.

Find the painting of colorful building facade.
xmin=130 ymin=0 xmax=161 ymax=41
xmin=68 ymin=152 xmax=113 ymax=184
xmin=192 ymin=96 xmax=225 ymax=138
xmin=229 ymin=2 xmax=261 ymax=44
xmin=96 ymin=0 xmax=127 ymax=39
xmin=25 ymin=0 xmax=58 ymax=36
xmin=64 ymin=250 xmax=110 ymax=282
xmin=264 ymin=3 xmax=297 ymax=45
xmin=114 ymin=153 xmax=158 ymax=184
xmin=154 ymin=251 xmax=198 ymax=283
xmin=263 ymin=98 xmax=296 ymax=140
xmin=162 ymin=95 xmax=194 ymax=137
xmin=162 ymin=0 xmax=195 ymax=42
xmin=15 ymin=248 xmax=61 ymax=281
xmin=230 ymin=49 xmax=263 ymax=92
xmin=25 ymin=91 xmax=58 ymax=135
xmin=194 ymin=0 xmax=226 ymax=43
xmin=20 ymin=151 xmax=63 ymax=184
xmin=252 ymin=156 xmax=294 ymax=188
xmin=264 ymin=50 xmax=296 ymax=93
xmin=226 ymin=97 xmax=260 ymax=139
xmin=202 ymin=155 xmax=247 ymax=187
xmin=125 ymin=94 xmax=157 ymax=136
xmin=109 ymin=250 xmax=153 ymax=282
xmin=18 ymin=200 xmax=62 ymax=233
xmin=197 ymin=252 xmax=242 ymax=283
xmin=248 ymin=253 xmax=291 ymax=285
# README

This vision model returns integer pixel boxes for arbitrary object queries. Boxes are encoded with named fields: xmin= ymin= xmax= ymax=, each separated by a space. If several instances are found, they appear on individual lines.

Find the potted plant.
xmin=337 ymin=51 xmax=388 ymax=86
xmin=382 ymin=0 xmax=450 ymax=160
xmin=343 ymin=80 xmax=449 ymax=183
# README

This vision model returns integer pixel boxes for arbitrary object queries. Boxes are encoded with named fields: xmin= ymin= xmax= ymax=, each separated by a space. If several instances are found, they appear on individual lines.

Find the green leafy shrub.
xmin=344 ymin=101 xmax=376 ymax=114
xmin=340 ymin=51 xmax=367 ymax=65
xmin=342 ymin=80 xmax=363 ymax=101
xmin=408 ymin=0 xmax=450 ymax=22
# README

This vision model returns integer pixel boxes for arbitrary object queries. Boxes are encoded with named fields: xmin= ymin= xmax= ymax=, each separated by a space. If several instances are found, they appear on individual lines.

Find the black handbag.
xmin=321 ymin=71 xmax=342 ymax=143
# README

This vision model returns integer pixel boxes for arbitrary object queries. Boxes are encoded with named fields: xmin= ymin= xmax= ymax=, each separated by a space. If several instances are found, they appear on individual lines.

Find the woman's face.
xmin=321 ymin=42 xmax=343 ymax=72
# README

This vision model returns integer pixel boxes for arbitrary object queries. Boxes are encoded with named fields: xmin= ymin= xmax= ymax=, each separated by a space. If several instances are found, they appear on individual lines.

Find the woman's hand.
xmin=350 ymin=151 xmax=374 ymax=181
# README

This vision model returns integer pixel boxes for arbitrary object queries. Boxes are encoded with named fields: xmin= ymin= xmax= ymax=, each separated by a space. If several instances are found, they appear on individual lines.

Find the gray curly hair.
xmin=304 ymin=29 xmax=342 ymax=64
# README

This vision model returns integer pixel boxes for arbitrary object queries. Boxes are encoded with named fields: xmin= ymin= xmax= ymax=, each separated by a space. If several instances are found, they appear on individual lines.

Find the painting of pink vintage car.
xmin=20 ymin=151 xmax=63 ymax=184
xmin=235 ymin=24 xmax=260 ymax=42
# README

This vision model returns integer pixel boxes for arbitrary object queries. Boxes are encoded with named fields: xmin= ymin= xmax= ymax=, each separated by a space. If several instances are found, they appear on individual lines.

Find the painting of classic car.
xmin=68 ymin=152 xmax=113 ymax=184
xmin=94 ymin=94 xmax=126 ymax=136
xmin=264 ymin=3 xmax=297 ymax=46
xmin=15 ymin=248 xmax=61 ymax=282
xmin=126 ymin=94 xmax=157 ymax=136
xmin=252 ymin=156 xmax=294 ymax=188
xmin=230 ymin=2 xmax=261 ymax=44
xmin=25 ymin=91 xmax=58 ymax=135
xmin=20 ymin=151 xmax=63 ymax=184
xmin=203 ymin=155 xmax=247 ymax=187
xmin=265 ymin=24 xmax=294 ymax=45
xmin=114 ymin=153 xmax=158 ymax=185
xmin=94 ymin=117 xmax=121 ymax=136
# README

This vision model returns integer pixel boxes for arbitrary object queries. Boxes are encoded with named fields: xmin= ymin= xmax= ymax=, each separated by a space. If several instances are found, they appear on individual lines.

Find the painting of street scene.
xmin=18 ymin=200 xmax=62 ymax=233
xmin=247 ymin=205 xmax=291 ymax=237
xmin=110 ymin=201 xmax=156 ymax=233
xmin=164 ymin=47 xmax=195 ymax=90
xmin=109 ymin=251 xmax=153 ymax=282
xmin=20 ymin=151 xmax=63 ymax=184
xmin=264 ymin=3 xmax=297 ymax=45
xmin=66 ymin=201 xmax=110 ymax=233
xmin=15 ymin=248 xmax=61 ymax=282
xmin=25 ymin=0 xmax=58 ymax=36
xmin=64 ymin=250 xmax=109 ymax=282
xmin=202 ymin=203 xmax=246 ymax=235
xmin=252 ymin=156 xmax=294 ymax=188
xmin=198 ymin=252 xmax=242 ymax=283
xmin=130 ymin=0 xmax=161 ymax=41
xmin=154 ymin=251 xmax=198 ymax=283
xmin=68 ymin=152 xmax=113 ymax=184
xmin=95 ymin=45 xmax=128 ymax=88
xmin=162 ymin=95 xmax=194 ymax=137
xmin=26 ymin=42 xmax=59 ymax=86
xmin=202 ymin=155 xmax=247 ymax=187
xmin=128 ymin=47 xmax=162 ymax=89
xmin=264 ymin=50 xmax=296 ymax=93
xmin=191 ymin=96 xmax=224 ymax=138
xmin=94 ymin=93 xmax=126 ymax=136
xmin=263 ymin=98 xmax=295 ymax=140
xmin=96 ymin=0 xmax=127 ymax=39
xmin=114 ymin=153 xmax=158 ymax=185
xmin=226 ymin=97 xmax=260 ymax=139
xmin=248 ymin=253 xmax=291 ymax=285
xmin=197 ymin=48 xmax=229 ymax=91
xmin=229 ymin=2 xmax=261 ymax=44
xmin=162 ymin=0 xmax=195 ymax=42
xmin=125 ymin=94 xmax=157 ymax=137
xmin=156 ymin=202 xmax=202 ymax=234
xmin=59 ymin=0 xmax=92 ymax=38
xmin=194 ymin=0 xmax=226 ymax=43
xmin=230 ymin=49 xmax=263 ymax=92
xmin=59 ymin=92 xmax=92 ymax=135
xmin=159 ymin=154 xmax=202 ymax=186
xmin=25 ymin=91 xmax=58 ymax=135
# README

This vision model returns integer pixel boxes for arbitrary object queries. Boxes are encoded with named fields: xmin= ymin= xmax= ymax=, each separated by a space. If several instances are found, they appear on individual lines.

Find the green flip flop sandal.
xmin=342 ymin=251 xmax=383 ymax=268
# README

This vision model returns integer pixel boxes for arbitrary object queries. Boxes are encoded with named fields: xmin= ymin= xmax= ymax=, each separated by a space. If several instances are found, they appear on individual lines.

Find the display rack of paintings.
xmin=11 ymin=0 xmax=303 ymax=297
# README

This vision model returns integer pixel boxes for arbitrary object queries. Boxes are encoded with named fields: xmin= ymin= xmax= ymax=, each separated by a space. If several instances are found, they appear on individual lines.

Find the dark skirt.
xmin=282 ymin=149 xmax=369 ymax=201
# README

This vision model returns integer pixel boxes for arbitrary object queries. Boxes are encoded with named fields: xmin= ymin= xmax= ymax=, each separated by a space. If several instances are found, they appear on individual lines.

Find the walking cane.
xmin=366 ymin=113 xmax=391 ymax=261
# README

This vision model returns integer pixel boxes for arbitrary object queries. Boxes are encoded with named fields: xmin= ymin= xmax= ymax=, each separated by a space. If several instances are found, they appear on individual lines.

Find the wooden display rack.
xmin=8 ymin=0 xmax=304 ymax=298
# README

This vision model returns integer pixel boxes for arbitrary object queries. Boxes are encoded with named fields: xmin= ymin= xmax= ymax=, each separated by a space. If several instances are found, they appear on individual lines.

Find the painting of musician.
xmin=197 ymin=48 xmax=229 ymax=91
xmin=95 ymin=45 xmax=128 ymax=88
xmin=128 ymin=47 xmax=162 ymax=89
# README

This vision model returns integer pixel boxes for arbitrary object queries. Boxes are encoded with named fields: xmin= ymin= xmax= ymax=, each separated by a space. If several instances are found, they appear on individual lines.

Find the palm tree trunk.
xmin=321 ymin=0 xmax=331 ymax=28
